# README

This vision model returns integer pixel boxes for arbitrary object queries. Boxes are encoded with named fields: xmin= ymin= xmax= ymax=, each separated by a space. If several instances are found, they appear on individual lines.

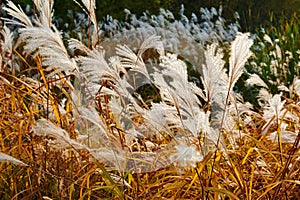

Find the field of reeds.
xmin=0 ymin=1 xmax=299 ymax=199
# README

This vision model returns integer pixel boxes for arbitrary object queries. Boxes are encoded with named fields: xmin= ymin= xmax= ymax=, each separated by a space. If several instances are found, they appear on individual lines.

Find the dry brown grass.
xmin=1 ymin=61 xmax=299 ymax=199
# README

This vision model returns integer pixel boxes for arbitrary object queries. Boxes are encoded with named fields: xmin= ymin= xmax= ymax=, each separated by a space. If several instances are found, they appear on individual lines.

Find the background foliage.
xmin=12 ymin=0 xmax=300 ymax=31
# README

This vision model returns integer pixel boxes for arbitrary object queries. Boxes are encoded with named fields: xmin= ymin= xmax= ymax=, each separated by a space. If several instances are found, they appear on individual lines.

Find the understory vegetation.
xmin=0 ymin=0 xmax=299 ymax=199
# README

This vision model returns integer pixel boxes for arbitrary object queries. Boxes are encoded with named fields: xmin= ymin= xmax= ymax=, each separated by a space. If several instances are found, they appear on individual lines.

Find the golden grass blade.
xmin=257 ymin=181 xmax=282 ymax=200
xmin=37 ymin=56 xmax=61 ymax=123
xmin=183 ymin=172 xmax=198 ymax=197
xmin=242 ymin=147 xmax=254 ymax=165
xmin=95 ymin=163 xmax=124 ymax=199
xmin=227 ymin=156 xmax=245 ymax=191
xmin=249 ymin=164 xmax=255 ymax=200
xmin=205 ymin=187 xmax=240 ymax=200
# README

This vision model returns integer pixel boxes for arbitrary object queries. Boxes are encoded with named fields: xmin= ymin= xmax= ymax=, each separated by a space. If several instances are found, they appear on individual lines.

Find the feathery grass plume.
xmin=183 ymin=110 xmax=212 ymax=139
xmin=69 ymin=36 xmax=172 ymax=172
xmin=2 ymin=0 xmax=33 ymax=27
xmin=76 ymin=106 xmax=116 ymax=147
xmin=201 ymin=42 xmax=228 ymax=137
xmin=257 ymin=87 xmax=273 ymax=106
xmin=137 ymin=34 xmax=164 ymax=57
xmin=74 ymin=46 xmax=116 ymax=99
xmin=261 ymin=93 xmax=298 ymax=143
xmin=199 ymin=33 xmax=253 ymax=151
xmin=0 ymin=152 xmax=27 ymax=166
xmin=156 ymin=53 xmax=201 ymax=115
xmin=150 ymin=52 xmax=214 ymax=167
xmin=246 ymin=73 xmax=269 ymax=88
xmin=269 ymin=130 xmax=298 ymax=143
xmin=0 ymin=25 xmax=13 ymax=72
xmin=33 ymin=118 xmax=87 ymax=151
xmin=116 ymin=44 xmax=149 ymax=79
xmin=201 ymin=43 xmax=227 ymax=108
xmin=152 ymin=58 xmax=189 ymax=123
xmin=277 ymin=77 xmax=300 ymax=98
xmin=68 ymin=39 xmax=112 ymax=105
xmin=0 ymin=26 xmax=13 ymax=56
xmin=71 ymin=32 xmax=208 ymax=171
xmin=74 ymin=0 xmax=99 ymax=46
xmin=33 ymin=0 xmax=54 ymax=27
xmin=152 ymin=53 xmax=209 ymax=138
xmin=113 ymin=34 xmax=164 ymax=92
xmin=79 ymin=0 xmax=97 ymax=27
xmin=19 ymin=25 xmax=78 ymax=78
xmin=219 ymin=33 xmax=253 ymax=132
xmin=262 ymin=93 xmax=286 ymax=134
xmin=225 ymin=99 xmax=254 ymax=145
xmin=228 ymin=32 xmax=253 ymax=93
xmin=100 ymin=6 xmax=239 ymax=75
xmin=68 ymin=38 xmax=91 ymax=55
xmin=170 ymin=142 xmax=203 ymax=169
xmin=4 ymin=1 xmax=78 ymax=80
xmin=143 ymin=102 xmax=178 ymax=133
xmin=32 ymin=118 xmax=132 ymax=173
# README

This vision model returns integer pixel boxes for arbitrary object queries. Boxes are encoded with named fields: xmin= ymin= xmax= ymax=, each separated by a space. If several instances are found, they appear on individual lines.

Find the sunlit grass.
xmin=0 ymin=1 xmax=299 ymax=199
